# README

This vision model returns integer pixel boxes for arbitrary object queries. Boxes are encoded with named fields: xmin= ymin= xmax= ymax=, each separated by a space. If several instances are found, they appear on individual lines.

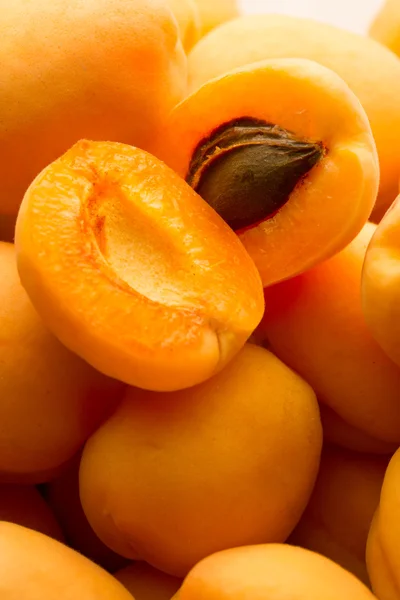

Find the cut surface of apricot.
xmin=80 ymin=344 xmax=322 ymax=577
xmin=187 ymin=13 xmax=400 ymax=218
xmin=0 ymin=0 xmax=186 ymax=217
xmin=0 ymin=242 xmax=122 ymax=482
xmin=258 ymin=224 xmax=400 ymax=444
xmin=362 ymin=194 xmax=400 ymax=370
xmin=16 ymin=140 xmax=264 ymax=392
xmin=178 ymin=544 xmax=377 ymax=600
xmin=154 ymin=58 xmax=378 ymax=287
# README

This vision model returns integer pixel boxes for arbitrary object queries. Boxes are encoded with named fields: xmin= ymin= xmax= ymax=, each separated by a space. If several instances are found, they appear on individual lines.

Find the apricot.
xmin=0 ymin=522 xmax=133 ymax=599
xmin=177 ymin=544 xmax=377 ymax=600
xmin=154 ymin=58 xmax=378 ymax=287
xmin=366 ymin=448 xmax=400 ymax=599
xmin=168 ymin=0 xmax=201 ymax=52
xmin=193 ymin=0 xmax=239 ymax=36
xmin=0 ymin=0 xmax=186 ymax=217
xmin=289 ymin=445 xmax=388 ymax=585
xmin=187 ymin=14 xmax=400 ymax=219
xmin=16 ymin=140 xmax=264 ymax=392
xmin=79 ymin=343 xmax=322 ymax=577
xmin=320 ymin=405 xmax=397 ymax=455
xmin=45 ymin=454 xmax=128 ymax=572
xmin=362 ymin=194 xmax=400 ymax=370
xmin=370 ymin=0 xmax=400 ymax=57
xmin=0 ymin=242 xmax=123 ymax=482
xmin=0 ymin=484 xmax=64 ymax=541
xmin=115 ymin=562 xmax=182 ymax=600
xmin=258 ymin=224 xmax=400 ymax=445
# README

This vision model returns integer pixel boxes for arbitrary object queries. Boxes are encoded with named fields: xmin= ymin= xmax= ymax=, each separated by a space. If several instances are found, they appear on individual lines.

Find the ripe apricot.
xmin=0 ymin=484 xmax=63 ymax=541
xmin=0 ymin=0 xmax=186 ymax=217
xmin=0 ymin=242 xmax=122 ymax=482
xmin=259 ymin=224 xmax=400 ymax=445
xmin=168 ymin=0 xmax=200 ymax=52
xmin=154 ymin=58 xmax=378 ymax=287
xmin=115 ymin=562 xmax=182 ymax=600
xmin=362 ymin=194 xmax=400 ymax=370
xmin=45 ymin=454 xmax=128 ymax=572
xmin=289 ymin=445 xmax=388 ymax=585
xmin=366 ymin=448 xmax=400 ymax=599
xmin=178 ymin=544 xmax=377 ymax=600
xmin=0 ymin=522 xmax=134 ymax=599
xmin=187 ymin=14 xmax=400 ymax=218
xmin=370 ymin=0 xmax=400 ymax=57
xmin=79 ymin=343 xmax=322 ymax=577
xmin=193 ymin=0 xmax=239 ymax=36
xmin=16 ymin=140 xmax=263 ymax=392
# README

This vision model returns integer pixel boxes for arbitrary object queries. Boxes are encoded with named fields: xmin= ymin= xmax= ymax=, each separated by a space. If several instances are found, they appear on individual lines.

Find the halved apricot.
xmin=16 ymin=140 xmax=264 ymax=392
xmin=362 ymin=194 xmax=400 ymax=369
xmin=154 ymin=58 xmax=378 ymax=287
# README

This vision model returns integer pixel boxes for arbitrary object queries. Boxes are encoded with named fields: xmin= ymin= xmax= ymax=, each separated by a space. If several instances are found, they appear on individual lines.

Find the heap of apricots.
xmin=4 ymin=0 xmax=400 ymax=598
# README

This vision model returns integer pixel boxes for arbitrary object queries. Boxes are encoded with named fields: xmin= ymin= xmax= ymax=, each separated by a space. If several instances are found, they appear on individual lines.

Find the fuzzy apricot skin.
xmin=178 ymin=544 xmax=377 ymax=600
xmin=154 ymin=58 xmax=378 ymax=287
xmin=370 ymin=0 xmax=400 ymax=57
xmin=187 ymin=14 xmax=400 ymax=219
xmin=258 ymin=224 xmax=400 ymax=445
xmin=45 ymin=455 xmax=128 ymax=573
xmin=168 ymin=0 xmax=201 ymax=52
xmin=193 ymin=0 xmax=239 ymax=36
xmin=0 ymin=485 xmax=64 ymax=542
xmin=362 ymin=195 xmax=400 ymax=369
xmin=16 ymin=140 xmax=264 ymax=392
xmin=0 ymin=0 xmax=186 ymax=217
xmin=366 ymin=449 xmax=400 ymax=599
xmin=289 ymin=446 xmax=388 ymax=585
xmin=79 ymin=344 xmax=322 ymax=577
xmin=0 ymin=242 xmax=123 ymax=482
xmin=0 ymin=522 xmax=134 ymax=600
xmin=115 ymin=562 xmax=182 ymax=600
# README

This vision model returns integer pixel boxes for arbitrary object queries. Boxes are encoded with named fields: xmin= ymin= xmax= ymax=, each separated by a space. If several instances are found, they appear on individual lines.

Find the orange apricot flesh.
xmin=15 ymin=140 xmax=264 ymax=392
xmin=362 ymin=194 xmax=400 ymax=369
xmin=366 ymin=449 xmax=400 ymax=599
xmin=0 ymin=522 xmax=134 ymax=599
xmin=178 ymin=544 xmax=377 ymax=600
xmin=289 ymin=445 xmax=388 ymax=585
xmin=79 ymin=343 xmax=322 ymax=577
xmin=115 ymin=562 xmax=182 ymax=600
xmin=0 ymin=242 xmax=122 ymax=482
xmin=187 ymin=14 xmax=400 ymax=218
xmin=154 ymin=58 xmax=378 ymax=287
xmin=258 ymin=223 xmax=400 ymax=444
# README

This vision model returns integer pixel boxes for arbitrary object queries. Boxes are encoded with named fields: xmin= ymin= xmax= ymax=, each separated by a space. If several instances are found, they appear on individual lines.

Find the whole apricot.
xmin=259 ymin=224 xmax=400 ymax=445
xmin=0 ymin=242 xmax=123 ymax=482
xmin=178 ymin=544 xmax=377 ymax=600
xmin=187 ymin=14 xmax=400 ymax=218
xmin=168 ymin=0 xmax=200 ymax=52
xmin=370 ymin=0 xmax=400 ymax=57
xmin=0 ymin=522 xmax=133 ymax=599
xmin=366 ymin=448 xmax=400 ymax=599
xmin=289 ymin=445 xmax=388 ymax=585
xmin=193 ymin=0 xmax=239 ymax=36
xmin=0 ymin=0 xmax=186 ymax=216
xmin=80 ymin=343 xmax=322 ymax=577
xmin=115 ymin=562 xmax=182 ymax=600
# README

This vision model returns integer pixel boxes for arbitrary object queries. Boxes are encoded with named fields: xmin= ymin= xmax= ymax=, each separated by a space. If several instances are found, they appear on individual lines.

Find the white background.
xmin=239 ymin=0 xmax=384 ymax=35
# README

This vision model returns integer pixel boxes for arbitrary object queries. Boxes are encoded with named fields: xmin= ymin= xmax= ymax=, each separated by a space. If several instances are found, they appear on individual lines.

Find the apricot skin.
xmin=178 ymin=544 xmax=377 ymax=600
xmin=79 ymin=343 xmax=322 ymax=577
xmin=259 ymin=224 xmax=400 ymax=445
xmin=193 ymin=0 xmax=239 ymax=36
xmin=168 ymin=0 xmax=201 ymax=52
xmin=0 ymin=242 xmax=123 ymax=482
xmin=115 ymin=562 xmax=182 ymax=600
xmin=289 ymin=445 xmax=388 ymax=585
xmin=0 ymin=0 xmax=186 ymax=216
xmin=187 ymin=14 xmax=400 ymax=217
xmin=0 ymin=522 xmax=134 ymax=600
